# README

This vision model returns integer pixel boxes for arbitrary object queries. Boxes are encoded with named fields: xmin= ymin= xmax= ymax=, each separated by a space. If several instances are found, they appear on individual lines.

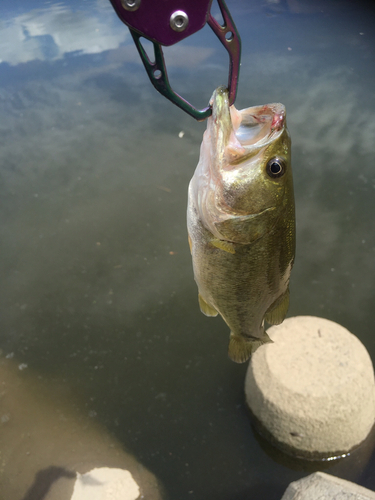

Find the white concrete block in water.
xmin=245 ymin=316 xmax=375 ymax=459
xmin=71 ymin=468 xmax=140 ymax=500
xmin=281 ymin=472 xmax=375 ymax=500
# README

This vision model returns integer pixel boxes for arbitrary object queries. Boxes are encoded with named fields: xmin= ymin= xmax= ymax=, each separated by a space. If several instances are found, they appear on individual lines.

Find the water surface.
xmin=1 ymin=0 xmax=375 ymax=499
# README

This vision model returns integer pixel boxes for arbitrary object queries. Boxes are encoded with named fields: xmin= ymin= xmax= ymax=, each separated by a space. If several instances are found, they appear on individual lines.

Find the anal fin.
xmin=265 ymin=288 xmax=290 ymax=325
xmin=198 ymin=294 xmax=218 ymax=317
xmin=211 ymin=238 xmax=235 ymax=254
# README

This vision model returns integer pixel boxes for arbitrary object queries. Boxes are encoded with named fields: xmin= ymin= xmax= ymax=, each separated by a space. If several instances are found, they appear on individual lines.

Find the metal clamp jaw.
xmin=108 ymin=0 xmax=241 ymax=120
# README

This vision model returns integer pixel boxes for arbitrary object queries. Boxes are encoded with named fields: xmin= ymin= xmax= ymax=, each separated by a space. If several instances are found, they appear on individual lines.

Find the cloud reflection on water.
xmin=0 ymin=1 xmax=128 ymax=65
xmin=0 ymin=1 xmax=215 ymax=70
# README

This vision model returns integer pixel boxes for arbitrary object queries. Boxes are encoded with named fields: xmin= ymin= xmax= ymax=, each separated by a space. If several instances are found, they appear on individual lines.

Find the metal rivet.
xmin=121 ymin=0 xmax=141 ymax=12
xmin=170 ymin=11 xmax=189 ymax=32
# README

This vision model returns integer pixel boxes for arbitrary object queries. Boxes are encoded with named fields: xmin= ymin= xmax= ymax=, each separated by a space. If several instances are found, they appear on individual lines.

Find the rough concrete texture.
xmin=71 ymin=468 xmax=140 ymax=500
xmin=281 ymin=471 xmax=375 ymax=500
xmin=245 ymin=316 xmax=375 ymax=458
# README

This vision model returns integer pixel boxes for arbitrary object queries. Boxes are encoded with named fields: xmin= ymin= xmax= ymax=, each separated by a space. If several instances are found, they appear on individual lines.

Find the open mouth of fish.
xmin=227 ymin=102 xmax=287 ymax=164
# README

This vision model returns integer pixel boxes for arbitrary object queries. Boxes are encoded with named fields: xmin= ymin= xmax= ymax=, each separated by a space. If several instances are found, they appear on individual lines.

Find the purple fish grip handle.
xmin=109 ymin=0 xmax=213 ymax=46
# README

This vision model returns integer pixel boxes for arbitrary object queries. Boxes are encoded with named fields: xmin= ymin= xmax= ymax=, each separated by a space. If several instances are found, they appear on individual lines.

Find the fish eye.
xmin=266 ymin=157 xmax=286 ymax=178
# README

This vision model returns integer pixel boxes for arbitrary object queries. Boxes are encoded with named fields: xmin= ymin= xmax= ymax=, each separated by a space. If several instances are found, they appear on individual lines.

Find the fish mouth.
xmin=231 ymin=103 xmax=286 ymax=150
xmin=209 ymin=87 xmax=287 ymax=166
xmin=210 ymin=88 xmax=286 ymax=153
xmin=219 ymin=103 xmax=286 ymax=168
xmin=235 ymin=103 xmax=285 ymax=140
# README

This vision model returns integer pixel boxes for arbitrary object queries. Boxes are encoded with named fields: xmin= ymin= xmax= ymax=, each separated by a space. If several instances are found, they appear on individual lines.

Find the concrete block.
xmin=281 ymin=471 xmax=375 ymax=500
xmin=71 ymin=468 xmax=140 ymax=500
xmin=245 ymin=316 xmax=375 ymax=459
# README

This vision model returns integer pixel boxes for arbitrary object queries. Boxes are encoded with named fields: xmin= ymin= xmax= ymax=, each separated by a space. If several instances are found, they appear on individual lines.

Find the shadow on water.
xmin=22 ymin=467 xmax=76 ymax=500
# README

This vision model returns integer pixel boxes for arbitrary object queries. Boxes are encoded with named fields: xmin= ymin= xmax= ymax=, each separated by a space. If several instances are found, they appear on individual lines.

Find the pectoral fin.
xmin=211 ymin=239 xmax=235 ymax=254
xmin=265 ymin=289 xmax=290 ymax=325
xmin=198 ymin=294 xmax=218 ymax=317
xmin=188 ymin=234 xmax=192 ymax=254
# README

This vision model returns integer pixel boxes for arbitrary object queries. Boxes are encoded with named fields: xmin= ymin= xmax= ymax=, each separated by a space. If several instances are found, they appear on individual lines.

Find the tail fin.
xmin=228 ymin=331 xmax=272 ymax=364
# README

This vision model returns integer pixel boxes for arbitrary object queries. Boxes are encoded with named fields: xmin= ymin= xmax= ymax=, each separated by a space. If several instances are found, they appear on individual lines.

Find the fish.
xmin=187 ymin=87 xmax=295 ymax=363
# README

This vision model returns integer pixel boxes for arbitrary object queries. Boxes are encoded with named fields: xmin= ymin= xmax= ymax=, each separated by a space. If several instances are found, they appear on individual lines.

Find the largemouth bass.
xmin=187 ymin=87 xmax=295 ymax=363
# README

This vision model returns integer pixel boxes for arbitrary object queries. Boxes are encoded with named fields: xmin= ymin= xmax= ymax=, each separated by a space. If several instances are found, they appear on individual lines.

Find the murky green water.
xmin=1 ymin=0 xmax=375 ymax=499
